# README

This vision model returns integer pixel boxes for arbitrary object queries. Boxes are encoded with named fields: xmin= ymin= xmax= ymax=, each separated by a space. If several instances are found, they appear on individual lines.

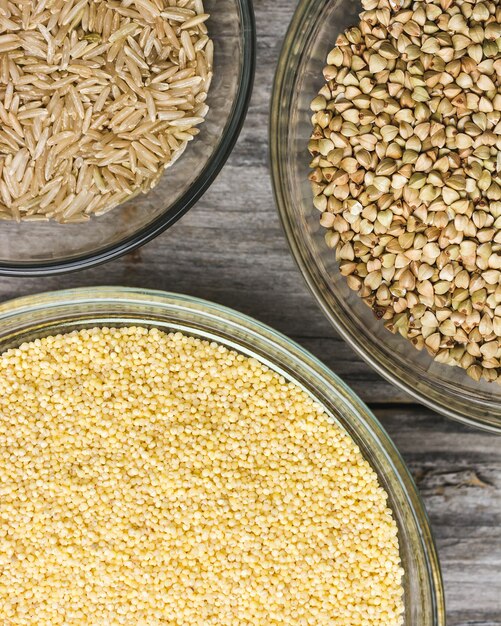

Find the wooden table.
xmin=1 ymin=1 xmax=499 ymax=623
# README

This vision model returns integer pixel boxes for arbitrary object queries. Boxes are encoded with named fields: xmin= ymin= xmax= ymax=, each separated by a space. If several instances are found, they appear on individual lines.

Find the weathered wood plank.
xmin=378 ymin=407 xmax=501 ymax=625
xmin=0 ymin=171 xmax=409 ymax=403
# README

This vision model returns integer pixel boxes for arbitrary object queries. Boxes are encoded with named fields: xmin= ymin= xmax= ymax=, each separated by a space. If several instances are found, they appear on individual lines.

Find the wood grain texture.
xmin=379 ymin=408 xmax=501 ymax=625
xmin=0 ymin=0 xmax=499 ymax=622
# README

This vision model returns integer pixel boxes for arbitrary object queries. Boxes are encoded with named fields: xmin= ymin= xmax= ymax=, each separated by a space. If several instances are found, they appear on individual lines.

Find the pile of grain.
xmin=0 ymin=0 xmax=213 ymax=223
xmin=0 ymin=327 xmax=404 ymax=625
xmin=309 ymin=0 xmax=500 ymax=383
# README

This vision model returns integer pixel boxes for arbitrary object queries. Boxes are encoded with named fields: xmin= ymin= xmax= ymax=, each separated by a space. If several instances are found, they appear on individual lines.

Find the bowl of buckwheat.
xmin=271 ymin=0 xmax=501 ymax=430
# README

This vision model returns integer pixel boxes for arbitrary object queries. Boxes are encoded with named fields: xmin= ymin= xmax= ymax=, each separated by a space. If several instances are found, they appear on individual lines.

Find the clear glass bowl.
xmin=0 ymin=0 xmax=255 ymax=277
xmin=270 ymin=0 xmax=501 ymax=432
xmin=0 ymin=286 xmax=444 ymax=625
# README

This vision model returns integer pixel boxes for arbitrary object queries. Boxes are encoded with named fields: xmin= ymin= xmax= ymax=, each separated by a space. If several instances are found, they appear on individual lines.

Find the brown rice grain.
xmin=0 ymin=0 xmax=212 ymax=223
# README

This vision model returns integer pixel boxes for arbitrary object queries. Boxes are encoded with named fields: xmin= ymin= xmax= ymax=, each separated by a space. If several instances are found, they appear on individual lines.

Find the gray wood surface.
xmin=0 ymin=1 xmax=499 ymax=623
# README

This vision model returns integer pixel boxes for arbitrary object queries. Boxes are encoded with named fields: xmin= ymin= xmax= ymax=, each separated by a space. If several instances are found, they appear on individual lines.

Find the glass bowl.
xmin=0 ymin=286 xmax=444 ymax=625
xmin=0 ymin=0 xmax=255 ymax=277
xmin=270 ymin=0 xmax=501 ymax=432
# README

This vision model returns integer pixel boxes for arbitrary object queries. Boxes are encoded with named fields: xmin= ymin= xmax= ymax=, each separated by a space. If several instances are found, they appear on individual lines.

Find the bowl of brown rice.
xmin=0 ymin=0 xmax=255 ymax=275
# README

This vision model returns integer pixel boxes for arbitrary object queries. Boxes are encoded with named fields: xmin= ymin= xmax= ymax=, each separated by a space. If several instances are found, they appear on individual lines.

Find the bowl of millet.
xmin=0 ymin=0 xmax=255 ymax=275
xmin=271 ymin=0 xmax=501 ymax=431
xmin=0 ymin=287 xmax=443 ymax=625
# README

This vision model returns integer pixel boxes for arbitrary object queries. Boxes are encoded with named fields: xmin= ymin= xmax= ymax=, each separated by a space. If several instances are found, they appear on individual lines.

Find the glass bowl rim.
xmin=0 ymin=0 xmax=256 ymax=278
xmin=269 ymin=0 xmax=500 ymax=434
xmin=0 ymin=285 xmax=445 ymax=623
